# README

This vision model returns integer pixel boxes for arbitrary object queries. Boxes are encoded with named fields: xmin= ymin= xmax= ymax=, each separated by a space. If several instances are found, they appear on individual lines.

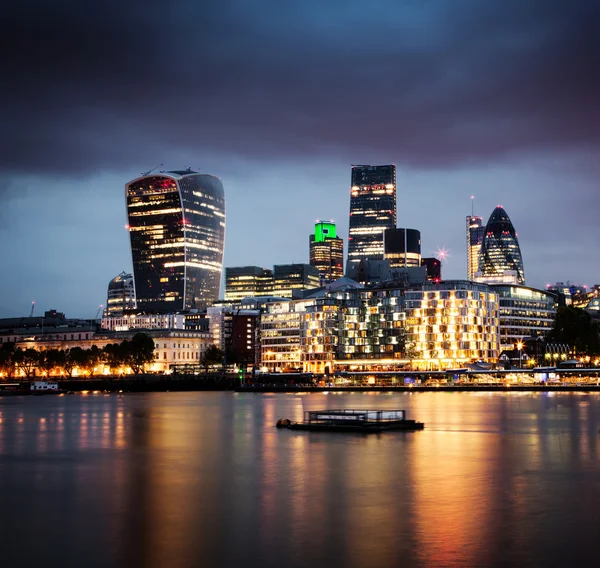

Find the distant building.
xmin=104 ymin=272 xmax=136 ymax=316
xmin=478 ymin=206 xmax=525 ymax=285
xmin=225 ymin=266 xmax=273 ymax=301
xmin=272 ymin=264 xmax=321 ymax=298
xmin=466 ymin=216 xmax=485 ymax=280
xmin=125 ymin=169 xmax=225 ymax=312
xmin=309 ymin=221 xmax=344 ymax=283
xmin=347 ymin=165 xmax=396 ymax=274
xmin=421 ymin=257 xmax=441 ymax=282
xmin=384 ymin=228 xmax=421 ymax=268
xmin=101 ymin=313 xmax=186 ymax=332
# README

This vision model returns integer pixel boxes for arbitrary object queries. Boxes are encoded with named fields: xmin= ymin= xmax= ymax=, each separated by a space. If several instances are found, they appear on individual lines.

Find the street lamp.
xmin=516 ymin=341 xmax=524 ymax=369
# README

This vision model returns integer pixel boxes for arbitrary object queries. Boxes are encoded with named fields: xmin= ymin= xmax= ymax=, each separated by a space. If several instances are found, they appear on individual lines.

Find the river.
xmin=0 ymin=391 xmax=599 ymax=567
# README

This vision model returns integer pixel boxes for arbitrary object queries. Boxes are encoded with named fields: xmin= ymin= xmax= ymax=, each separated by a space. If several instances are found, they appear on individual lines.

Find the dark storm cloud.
xmin=1 ymin=0 xmax=598 ymax=178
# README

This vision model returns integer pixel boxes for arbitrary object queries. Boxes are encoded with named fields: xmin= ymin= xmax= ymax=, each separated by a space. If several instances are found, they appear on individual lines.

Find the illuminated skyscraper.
xmin=309 ymin=221 xmax=344 ymax=282
xmin=478 ymin=206 xmax=525 ymax=285
xmin=466 ymin=216 xmax=485 ymax=280
xmin=347 ymin=165 xmax=396 ymax=274
xmin=126 ymin=169 xmax=225 ymax=312
xmin=104 ymin=271 xmax=136 ymax=316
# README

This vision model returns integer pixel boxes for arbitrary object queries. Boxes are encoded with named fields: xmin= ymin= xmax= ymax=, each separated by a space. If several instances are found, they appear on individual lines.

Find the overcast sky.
xmin=1 ymin=0 xmax=598 ymax=318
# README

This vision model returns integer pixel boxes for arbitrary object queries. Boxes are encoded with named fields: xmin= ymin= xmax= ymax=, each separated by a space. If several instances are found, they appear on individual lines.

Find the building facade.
xmin=225 ymin=266 xmax=273 ymax=301
xmin=404 ymin=281 xmax=499 ymax=366
xmin=101 ymin=313 xmax=186 ymax=332
xmin=125 ymin=169 xmax=226 ymax=312
xmin=309 ymin=221 xmax=344 ymax=282
xmin=490 ymin=284 xmax=557 ymax=352
xmin=347 ymin=165 xmax=396 ymax=273
xmin=421 ymin=257 xmax=441 ymax=282
xmin=384 ymin=228 xmax=421 ymax=268
xmin=478 ymin=206 xmax=525 ymax=285
xmin=207 ymin=306 xmax=260 ymax=368
xmin=466 ymin=216 xmax=485 ymax=280
xmin=271 ymin=264 xmax=321 ymax=298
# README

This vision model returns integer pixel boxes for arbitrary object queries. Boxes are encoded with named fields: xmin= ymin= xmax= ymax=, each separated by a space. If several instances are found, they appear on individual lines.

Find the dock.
xmin=276 ymin=409 xmax=424 ymax=433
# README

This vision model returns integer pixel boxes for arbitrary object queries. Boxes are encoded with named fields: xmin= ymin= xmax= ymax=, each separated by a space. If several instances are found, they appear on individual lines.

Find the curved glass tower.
xmin=478 ymin=206 xmax=525 ymax=285
xmin=126 ymin=170 xmax=225 ymax=312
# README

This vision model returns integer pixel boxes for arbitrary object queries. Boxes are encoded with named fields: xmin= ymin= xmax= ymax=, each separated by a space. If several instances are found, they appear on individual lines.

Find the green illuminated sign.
xmin=315 ymin=222 xmax=336 ymax=243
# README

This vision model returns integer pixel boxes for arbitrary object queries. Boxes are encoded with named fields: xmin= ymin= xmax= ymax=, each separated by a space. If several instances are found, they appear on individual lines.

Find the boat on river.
xmin=276 ymin=409 xmax=424 ymax=433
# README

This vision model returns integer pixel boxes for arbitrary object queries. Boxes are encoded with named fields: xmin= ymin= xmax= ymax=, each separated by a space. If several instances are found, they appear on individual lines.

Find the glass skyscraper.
xmin=346 ymin=165 xmax=396 ymax=274
xmin=466 ymin=215 xmax=485 ymax=280
xmin=125 ymin=169 xmax=225 ymax=312
xmin=309 ymin=221 xmax=344 ymax=282
xmin=478 ymin=206 xmax=525 ymax=285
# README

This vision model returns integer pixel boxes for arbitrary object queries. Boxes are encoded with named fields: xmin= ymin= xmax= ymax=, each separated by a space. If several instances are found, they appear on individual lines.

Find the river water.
xmin=0 ymin=391 xmax=599 ymax=568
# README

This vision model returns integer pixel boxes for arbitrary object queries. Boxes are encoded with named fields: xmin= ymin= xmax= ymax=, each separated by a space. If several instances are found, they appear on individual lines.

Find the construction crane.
xmin=29 ymin=301 xmax=35 ymax=318
xmin=141 ymin=163 xmax=163 ymax=177
xmin=90 ymin=305 xmax=104 ymax=330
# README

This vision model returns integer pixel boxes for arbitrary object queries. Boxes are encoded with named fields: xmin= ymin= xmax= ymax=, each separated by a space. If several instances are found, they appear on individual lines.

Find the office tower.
xmin=225 ymin=266 xmax=274 ymax=301
xmin=347 ymin=164 xmax=396 ymax=274
xmin=126 ymin=169 xmax=225 ymax=312
xmin=384 ymin=228 xmax=421 ymax=268
xmin=478 ymin=206 xmax=525 ymax=285
xmin=421 ymin=257 xmax=441 ymax=282
xmin=272 ymin=264 xmax=321 ymax=297
xmin=309 ymin=221 xmax=344 ymax=282
xmin=466 ymin=216 xmax=485 ymax=280
xmin=104 ymin=271 xmax=136 ymax=316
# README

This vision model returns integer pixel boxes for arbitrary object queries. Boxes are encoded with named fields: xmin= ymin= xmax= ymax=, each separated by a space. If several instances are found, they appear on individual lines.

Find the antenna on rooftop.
xmin=471 ymin=195 xmax=475 ymax=217
xmin=141 ymin=163 xmax=163 ymax=177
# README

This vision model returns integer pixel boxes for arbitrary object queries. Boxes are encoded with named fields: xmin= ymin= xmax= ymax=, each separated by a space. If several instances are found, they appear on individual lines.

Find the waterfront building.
xmin=489 ymin=284 xmax=558 ymax=352
xmin=421 ymin=257 xmax=441 ymax=282
xmin=337 ymin=287 xmax=406 ymax=362
xmin=404 ymin=281 xmax=499 ymax=366
xmin=207 ymin=306 xmax=260 ymax=368
xmin=2 ymin=328 xmax=213 ymax=376
xmin=384 ymin=228 xmax=421 ymax=268
xmin=466 ymin=216 xmax=485 ymax=280
xmin=271 ymin=264 xmax=321 ymax=298
xmin=125 ymin=169 xmax=225 ymax=312
xmin=104 ymin=272 xmax=136 ymax=317
xmin=477 ymin=206 xmax=525 ymax=285
xmin=347 ymin=165 xmax=396 ymax=274
xmin=225 ymin=266 xmax=273 ymax=301
xmin=309 ymin=221 xmax=344 ymax=282
xmin=261 ymin=299 xmax=315 ymax=372
xmin=101 ymin=313 xmax=186 ymax=332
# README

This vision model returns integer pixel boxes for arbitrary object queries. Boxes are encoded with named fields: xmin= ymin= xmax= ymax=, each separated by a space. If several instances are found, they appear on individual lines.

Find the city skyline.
xmin=1 ymin=0 xmax=598 ymax=317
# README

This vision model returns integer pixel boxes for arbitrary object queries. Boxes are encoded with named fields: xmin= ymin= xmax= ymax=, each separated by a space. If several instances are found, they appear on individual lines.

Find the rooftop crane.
xmin=141 ymin=163 xmax=163 ymax=177
xmin=29 ymin=301 xmax=35 ymax=318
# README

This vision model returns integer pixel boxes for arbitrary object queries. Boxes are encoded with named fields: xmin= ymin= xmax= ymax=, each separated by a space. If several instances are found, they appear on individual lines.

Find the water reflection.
xmin=0 ymin=392 xmax=599 ymax=567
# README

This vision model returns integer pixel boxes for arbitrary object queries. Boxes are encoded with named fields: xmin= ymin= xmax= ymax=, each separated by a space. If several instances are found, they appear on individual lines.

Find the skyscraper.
xmin=466 ymin=215 xmax=485 ymax=280
xmin=346 ymin=165 xmax=396 ymax=274
xmin=104 ymin=271 xmax=136 ymax=316
xmin=384 ymin=228 xmax=421 ymax=268
xmin=478 ymin=206 xmax=525 ymax=285
xmin=309 ymin=221 xmax=344 ymax=282
xmin=126 ymin=169 xmax=225 ymax=312
xmin=421 ymin=257 xmax=441 ymax=282
xmin=225 ymin=266 xmax=273 ymax=301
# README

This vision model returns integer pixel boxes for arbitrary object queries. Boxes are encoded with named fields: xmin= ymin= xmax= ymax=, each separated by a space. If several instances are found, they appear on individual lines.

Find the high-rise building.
xmin=477 ymin=206 xmax=525 ymax=285
xmin=384 ymin=228 xmax=421 ymax=268
xmin=309 ymin=221 xmax=344 ymax=282
xmin=225 ymin=266 xmax=273 ymax=301
xmin=104 ymin=272 xmax=136 ymax=316
xmin=272 ymin=264 xmax=321 ymax=298
xmin=347 ymin=165 xmax=396 ymax=274
xmin=466 ymin=216 xmax=485 ymax=280
xmin=125 ymin=169 xmax=225 ymax=312
xmin=421 ymin=257 xmax=441 ymax=282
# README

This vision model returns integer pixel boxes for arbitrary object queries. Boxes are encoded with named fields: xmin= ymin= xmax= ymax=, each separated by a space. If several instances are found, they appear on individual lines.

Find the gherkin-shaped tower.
xmin=478 ymin=206 xmax=525 ymax=284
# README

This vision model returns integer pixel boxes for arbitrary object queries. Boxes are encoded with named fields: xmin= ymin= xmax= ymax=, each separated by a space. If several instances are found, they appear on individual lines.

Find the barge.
xmin=276 ymin=409 xmax=424 ymax=433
